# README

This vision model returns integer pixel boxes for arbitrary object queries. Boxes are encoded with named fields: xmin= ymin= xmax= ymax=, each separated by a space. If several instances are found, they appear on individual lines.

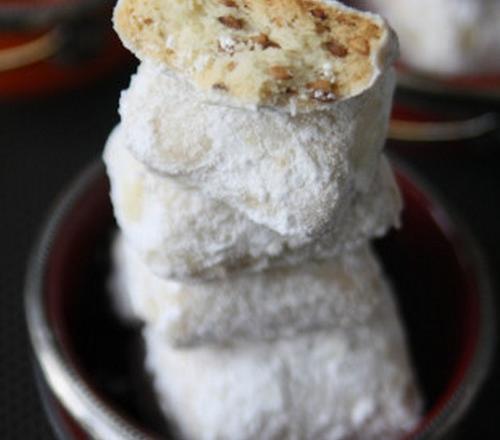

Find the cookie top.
xmin=114 ymin=0 xmax=397 ymax=111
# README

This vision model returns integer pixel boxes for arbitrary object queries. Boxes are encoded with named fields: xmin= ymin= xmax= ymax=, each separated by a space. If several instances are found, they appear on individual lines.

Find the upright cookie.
xmin=114 ymin=0 xmax=397 ymax=111
xmin=104 ymin=125 xmax=401 ymax=279
xmin=143 ymin=289 xmax=421 ymax=439
xmin=119 ymin=62 xmax=396 ymax=238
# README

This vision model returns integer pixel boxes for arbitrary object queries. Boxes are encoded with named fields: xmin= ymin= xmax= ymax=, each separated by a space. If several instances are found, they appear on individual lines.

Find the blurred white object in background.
xmin=362 ymin=0 xmax=500 ymax=76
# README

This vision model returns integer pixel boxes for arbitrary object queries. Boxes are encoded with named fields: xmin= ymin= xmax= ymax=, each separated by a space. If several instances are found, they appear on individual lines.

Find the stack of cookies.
xmin=104 ymin=1 xmax=422 ymax=438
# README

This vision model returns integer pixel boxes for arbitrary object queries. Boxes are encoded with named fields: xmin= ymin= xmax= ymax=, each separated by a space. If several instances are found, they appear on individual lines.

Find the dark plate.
xmin=397 ymin=67 xmax=500 ymax=103
xmin=25 ymin=160 xmax=495 ymax=439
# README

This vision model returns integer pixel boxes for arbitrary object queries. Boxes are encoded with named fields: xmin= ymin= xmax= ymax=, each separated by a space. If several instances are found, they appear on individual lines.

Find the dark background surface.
xmin=1 ymin=66 xmax=499 ymax=438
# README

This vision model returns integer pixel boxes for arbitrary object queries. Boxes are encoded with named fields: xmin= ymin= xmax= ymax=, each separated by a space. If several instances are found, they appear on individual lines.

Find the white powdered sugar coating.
xmin=143 ymin=285 xmax=422 ymax=440
xmin=104 ymin=2 xmax=422 ymax=434
xmin=111 ymin=235 xmax=389 ymax=347
xmin=364 ymin=0 xmax=500 ymax=75
xmin=104 ymin=126 xmax=401 ymax=279
xmin=119 ymin=62 xmax=396 ymax=238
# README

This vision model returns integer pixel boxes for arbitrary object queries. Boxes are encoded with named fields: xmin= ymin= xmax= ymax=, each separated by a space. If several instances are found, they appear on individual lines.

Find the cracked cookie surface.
xmin=114 ymin=0 xmax=397 ymax=111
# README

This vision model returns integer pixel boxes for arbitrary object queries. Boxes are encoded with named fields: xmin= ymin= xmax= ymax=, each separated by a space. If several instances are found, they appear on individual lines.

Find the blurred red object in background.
xmin=0 ymin=0 xmax=132 ymax=99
